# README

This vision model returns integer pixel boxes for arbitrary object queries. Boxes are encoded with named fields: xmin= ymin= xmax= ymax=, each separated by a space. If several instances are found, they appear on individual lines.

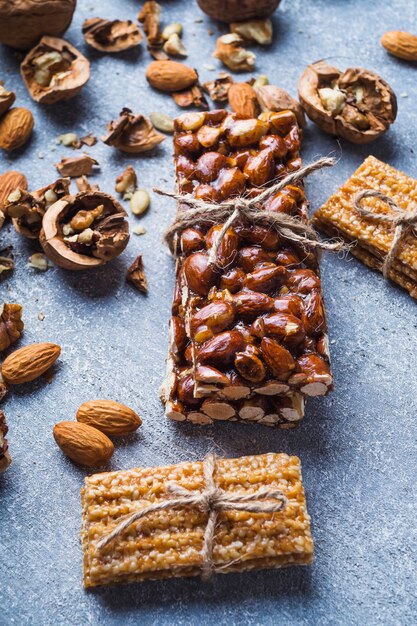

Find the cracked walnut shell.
xmin=82 ymin=18 xmax=142 ymax=53
xmin=40 ymin=191 xmax=129 ymax=270
xmin=103 ymin=108 xmax=165 ymax=153
xmin=21 ymin=36 xmax=90 ymax=104
xmin=0 ymin=303 xmax=24 ymax=353
xmin=298 ymin=60 xmax=397 ymax=144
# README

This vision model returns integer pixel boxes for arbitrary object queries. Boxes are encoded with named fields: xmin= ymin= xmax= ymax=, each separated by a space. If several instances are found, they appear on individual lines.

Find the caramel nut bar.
xmin=81 ymin=452 xmax=313 ymax=587
xmin=0 ymin=410 xmax=11 ymax=473
xmin=313 ymin=155 xmax=417 ymax=298
xmin=161 ymin=109 xmax=333 ymax=425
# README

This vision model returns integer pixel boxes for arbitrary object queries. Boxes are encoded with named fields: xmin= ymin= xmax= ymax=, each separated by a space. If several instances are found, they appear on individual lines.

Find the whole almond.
xmin=381 ymin=30 xmax=417 ymax=61
xmin=228 ymin=82 xmax=260 ymax=118
xmin=0 ymin=107 xmax=34 ymax=151
xmin=53 ymin=421 xmax=114 ymax=466
xmin=76 ymin=400 xmax=142 ymax=436
xmin=2 ymin=342 xmax=61 ymax=384
xmin=0 ymin=171 xmax=28 ymax=210
xmin=146 ymin=60 xmax=198 ymax=92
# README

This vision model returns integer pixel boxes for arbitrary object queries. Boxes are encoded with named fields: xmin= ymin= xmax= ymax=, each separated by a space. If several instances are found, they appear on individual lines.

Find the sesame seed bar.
xmin=161 ymin=109 xmax=333 ymax=426
xmin=313 ymin=155 xmax=417 ymax=298
xmin=81 ymin=453 xmax=313 ymax=587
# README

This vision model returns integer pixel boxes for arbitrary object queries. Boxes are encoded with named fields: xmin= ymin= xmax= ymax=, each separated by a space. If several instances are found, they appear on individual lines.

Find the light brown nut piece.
xmin=82 ymin=18 xmax=142 ymax=53
xmin=115 ymin=165 xmax=137 ymax=199
xmin=0 ymin=303 xmax=24 ymax=352
xmin=138 ymin=0 xmax=163 ymax=49
xmin=56 ymin=155 xmax=98 ymax=177
xmin=103 ymin=108 xmax=165 ymax=153
xmin=172 ymin=84 xmax=208 ymax=109
xmin=0 ymin=108 xmax=34 ymax=151
xmin=381 ymin=31 xmax=417 ymax=61
xmin=127 ymin=255 xmax=148 ymax=293
xmin=53 ymin=421 xmax=114 ymax=467
xmin=228 ymin=82 xmax=260 ymax=118
xmin=146 ymin=60 xmax=198 ymax=92
xmin=230 ymin=19 xmax=273 ymax=45
xmin=0 ymin=82 xmax=15 ymax=116
xmin=2 ymin=342 xmax=61 ymax=384
xmin=254 ymin=84 xmax=306 ymax=127
xmin=298 ymin=60 xmax=397 ymax=144
xmin=0 ymin=0 xmax=76 ymax=50
xmin=213 ymin=34 xmax=256 ymax=72
xmin=21 ymin=36 xmax=90 ymax=104
xmin=260 ymin=337 xmax=295 ymax=378
xmin=203 ymin=73 xmax=234 ymax=103
xmin=76 ymin=400 xmax=142 ymax=436
xmin=197 ymin=0 xmax=280 ymax=23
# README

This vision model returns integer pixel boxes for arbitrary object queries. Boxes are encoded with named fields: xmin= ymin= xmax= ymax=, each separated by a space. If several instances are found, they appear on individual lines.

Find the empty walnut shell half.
xmin=298 ymin=60 xmax=397 ymax=144
xmin=21 ymin=36 xmax=90 ymax=104
xmin=6 ymin=178 xmax=70 ymax=240
xmin=82 ymin=18 xmax=142 ymax=53
xmin=197 ymin=0 xmax=280 ymax=22
xmin=40 ymin=191 xmax=130 ymax=270
xmin=103 ymin=108 xmax=165 ymax=153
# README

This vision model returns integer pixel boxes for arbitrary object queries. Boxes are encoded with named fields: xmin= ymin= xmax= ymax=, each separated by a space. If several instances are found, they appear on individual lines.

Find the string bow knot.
xmin=96 ymin=453 xmax=287 ymax=580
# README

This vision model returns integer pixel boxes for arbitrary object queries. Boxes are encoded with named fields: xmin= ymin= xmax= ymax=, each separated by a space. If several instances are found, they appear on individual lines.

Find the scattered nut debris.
xmin=0 ymin=375 xmax=7 ymax=402
xmin=252 ymin=75 xmax=269 ymax=89
xmin=298 ymin=60 xmax=397 ymax=144
xmin=213 ymin=34 xmax=256 ymax=72
xmin=0 ymin=303 xmax=24 ymax=352
xmin=38 ymin=312 xmax=45 ymax=321
xmin=55 ymin=154 xmax=99 ymax=177
xmin=29 ymin=252 xmax=49 ymax=271
xmin=0 ymin=81 xmax=15 ymax=116
xmin=133 ymin=225 xmax=147 ymax=236
xmin=203 ymin=72 xmax=234 ymax=102
xmin=115 ymin=165 xmax=137 ymax=200
xmin=164 ymin=33 xmax=187 ymax=57
xmin=82 ymin=18 xmax=142 ymax=53
xmin=21 ymin=36 xmax=90 ymax=104
xmin=254 ymin=84 xmax=306 ymax=127
xmin=138 ymin=0 xmax=164 ymax=53
xmin=103 ymin=108 xmax=165 ymax=153
xmin=172 ymin=84 xmax=208 ymax=109
xmin=130 ymin=189 xmax=150 ymax=216
xmin=80 ymin=132 xmax=97 ymax=147
xmin=75 ymin=175 xmax=99 ymax=193
xmin=162 ymin=23 xmax=182 ymax=40
xmin=57 ymin=132 xmax=81 ymax=148
xmin=40 ymin=191 xmax=129 ymax=270
xmin=0 ymin=246 xmax=14 ymax=277
xmin=127 ymin=255 xmax=148 ymax=293
xmin=6 ymin=178 xmax=70 ymax=239
xmin=230 ymin=19 xmax=273 ymax=45
xmin=150 ymin=111 xmax=175 ymax=134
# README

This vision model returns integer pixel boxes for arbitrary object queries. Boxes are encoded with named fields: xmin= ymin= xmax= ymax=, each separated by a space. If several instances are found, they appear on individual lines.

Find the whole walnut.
xmin=0 ymin=0 xmax=77 ymax=50
xmin=197 ymin=0 xmax=280 ymax=22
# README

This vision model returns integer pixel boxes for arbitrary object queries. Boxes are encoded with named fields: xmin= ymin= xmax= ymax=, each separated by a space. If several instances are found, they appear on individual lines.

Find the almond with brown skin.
xmin=381 ymin=31 xmax=417 ymax=61
xmin=76 ymin=400 xmax=142 ymax=436
xmin=53 ymin=421 xmax=114 ymax=466
xmin=146 ymin=60 xmax=198 ymax=92
xmin=0 ymin=108 xmax=34 ymax=151
xmin=2 ymin=342 xmax=61 ymax=384
xmin=228 ymin=82 xmax=260 ymax=118
xmin=260 ymin=337 xmax=295 ymax=378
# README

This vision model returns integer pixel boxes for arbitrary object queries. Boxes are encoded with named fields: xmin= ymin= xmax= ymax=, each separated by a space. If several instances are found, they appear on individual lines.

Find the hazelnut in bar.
xmin=161 ymin=109 xmax=333 ymax=426
xmin=81 ymin=452 xmax=313 ymax=587
xmin=313 ymin=155 xmax=417 ymax=298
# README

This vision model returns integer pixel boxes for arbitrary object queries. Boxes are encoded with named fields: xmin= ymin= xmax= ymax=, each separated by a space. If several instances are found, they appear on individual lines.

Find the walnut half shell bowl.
xmin=298 ymin=60 xmax=397 ymax=144
xmin=40 ymin=191 xmax=130 ymax=270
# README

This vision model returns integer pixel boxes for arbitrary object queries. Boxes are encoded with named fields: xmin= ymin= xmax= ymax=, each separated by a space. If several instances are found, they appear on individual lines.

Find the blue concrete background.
xmin=0 ymin=1 xmax=416 ymax=624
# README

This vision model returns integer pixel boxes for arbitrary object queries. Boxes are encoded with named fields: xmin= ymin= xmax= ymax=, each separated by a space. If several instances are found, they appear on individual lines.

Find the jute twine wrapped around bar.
xmin=354 ymin=189 xmax=417 ymax=279
xmin=95 ymin=453 xmax=287 ymax=580
xmin=155 ymin=156 xmax=344 ymax=267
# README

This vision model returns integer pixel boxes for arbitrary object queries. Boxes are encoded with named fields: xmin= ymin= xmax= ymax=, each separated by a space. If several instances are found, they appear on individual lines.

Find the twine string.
xmin=354 ymin=189 xmax=417 ymax=279
xmin=154 ymin=157 xmax=344 ymax=266
xmin=95 ymin=453 xmax=287 ymax=580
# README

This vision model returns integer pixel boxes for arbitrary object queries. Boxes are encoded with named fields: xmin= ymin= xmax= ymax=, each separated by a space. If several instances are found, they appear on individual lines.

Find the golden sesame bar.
xmin=313 ymin=155 xmax=417 ymax=298
xmin=161 ymin=109 xmax=333 ymax=426
xmin=81 ymin=453 xmax=313 ymax=587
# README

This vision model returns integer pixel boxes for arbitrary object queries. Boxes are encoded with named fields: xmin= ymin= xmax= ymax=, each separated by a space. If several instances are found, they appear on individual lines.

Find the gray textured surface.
xmin=0 ymin=1 xmax=416 ymax=625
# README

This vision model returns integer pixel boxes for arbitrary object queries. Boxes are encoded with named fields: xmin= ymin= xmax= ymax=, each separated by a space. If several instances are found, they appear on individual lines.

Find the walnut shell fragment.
xmin=21 ymin=36 xmax=90 ymax=104
xmin=0 ymin=303 xmax=24 ymax=352
xmin=0 ymin=410 xmax=11 ymax=474
xmin=6 ymin=178 xmax=70 ymax=239
xmin=203 ymin=73 xmax=234 ymax=103
xmin=103 ymin=108 xmax=165 ymax=154
xmin=40 ymin=191 xmax=129 ymax=270
xmin=197 ymin=0 xmax=280 ymax=22
xmin=172 ymin=84 xmax=208 ymax=109
xmin=56 ymin=155 xmax=99 ymax=178
xmin=0 ymin=82 xmax=15 ymax=116
xmin=127 ymin=255 xmax=147 ymax=293
xmin=254 ymin=84 xmax=306 ymax=127
xmin=298 ymin=60 xmax=397 ymax=144
xmin=82 ymin=18 xmax=142 ymax=53
xmin=138 ymin=1 xmax=164 ymax=51
xmin=0 ymin=0 xmax=76 ymax=51
xmin=213 ymin=34 xmax=256 ymax=72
